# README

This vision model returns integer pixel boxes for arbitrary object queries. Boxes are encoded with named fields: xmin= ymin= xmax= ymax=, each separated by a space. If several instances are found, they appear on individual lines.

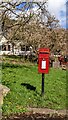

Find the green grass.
xmin=2 ymin=62 xmax=67 ymax=115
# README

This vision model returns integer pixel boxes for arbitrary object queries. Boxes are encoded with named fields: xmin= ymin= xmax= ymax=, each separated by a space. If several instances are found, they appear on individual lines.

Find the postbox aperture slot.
xmin=39 ymin=52 xmax=49 ymax=54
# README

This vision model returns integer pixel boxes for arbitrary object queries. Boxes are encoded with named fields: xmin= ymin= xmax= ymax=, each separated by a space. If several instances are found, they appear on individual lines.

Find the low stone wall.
xmin=0 ymin=84 xmax=10 ymax=120
xmin=0 ymin=88 xmax=2 ymax=120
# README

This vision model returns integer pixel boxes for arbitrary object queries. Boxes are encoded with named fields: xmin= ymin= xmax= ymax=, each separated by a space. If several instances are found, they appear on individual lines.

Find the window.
xmin=8 ymin=45 xmax=10 ymax=51
xmin=21 ymin=45 xmax=25 ymax=51
xmin=26 ymin=46 xmax=29 ymax=51
xmin=0 ymin=45 xmax=2 ymax=51
xmin=2 ymin=45 xmax=6 ymax=51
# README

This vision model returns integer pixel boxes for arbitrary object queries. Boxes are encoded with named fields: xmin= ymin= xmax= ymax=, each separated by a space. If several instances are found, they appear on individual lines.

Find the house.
xmin=0 ymin=36 xmax=33 ymax=56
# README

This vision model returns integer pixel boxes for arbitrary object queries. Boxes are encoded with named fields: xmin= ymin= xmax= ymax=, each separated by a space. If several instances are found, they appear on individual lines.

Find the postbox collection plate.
xmin=41 ymin=60 xmax=46 ymax=69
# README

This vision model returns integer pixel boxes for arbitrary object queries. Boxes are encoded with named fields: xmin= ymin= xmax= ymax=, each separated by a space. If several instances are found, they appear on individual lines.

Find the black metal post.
xmin=41 ymin=73 xmax=45 ymax=96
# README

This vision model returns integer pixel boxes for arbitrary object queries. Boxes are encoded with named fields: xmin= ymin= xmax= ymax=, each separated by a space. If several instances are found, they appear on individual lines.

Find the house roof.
xmin=0 ymin=36 xmax=8 ymax=45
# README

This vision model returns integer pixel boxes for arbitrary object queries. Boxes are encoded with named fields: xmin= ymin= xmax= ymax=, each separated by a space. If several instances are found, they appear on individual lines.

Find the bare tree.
xmin=0 ymin=0 xmax=59 ymax=40
xmin=0 ymin=0 xmax=64 ymax=57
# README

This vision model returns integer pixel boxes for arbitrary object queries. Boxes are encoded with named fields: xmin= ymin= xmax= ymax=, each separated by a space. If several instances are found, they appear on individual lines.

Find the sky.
xmin=48 ymin=0 xmax=66 ymax=28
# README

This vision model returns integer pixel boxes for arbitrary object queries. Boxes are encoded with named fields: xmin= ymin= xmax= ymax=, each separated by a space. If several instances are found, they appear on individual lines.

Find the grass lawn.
xmin=2 ymin=61 xmax=67 ymax=115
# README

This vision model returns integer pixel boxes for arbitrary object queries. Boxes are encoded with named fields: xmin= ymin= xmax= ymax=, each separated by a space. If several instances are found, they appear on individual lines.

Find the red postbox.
xmin=38 ymin=48 xmax=50 ymax=74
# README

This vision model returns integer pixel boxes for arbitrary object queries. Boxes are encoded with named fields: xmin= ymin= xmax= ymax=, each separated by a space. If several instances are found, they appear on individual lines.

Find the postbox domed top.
xmin=39 ymin=48 xmax=50 ymax=54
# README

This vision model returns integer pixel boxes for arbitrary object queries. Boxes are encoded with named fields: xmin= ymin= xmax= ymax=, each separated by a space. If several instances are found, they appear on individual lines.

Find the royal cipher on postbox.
xmin=38 ymin=48 xmax=50 ymax=74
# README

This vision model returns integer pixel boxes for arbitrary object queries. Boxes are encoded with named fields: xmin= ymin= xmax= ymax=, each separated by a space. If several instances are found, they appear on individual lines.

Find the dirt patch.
xmin=2 ymin=112 xmax=68 ymax=120
xmin=2 ymin=108 xmax=68 ymax=120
